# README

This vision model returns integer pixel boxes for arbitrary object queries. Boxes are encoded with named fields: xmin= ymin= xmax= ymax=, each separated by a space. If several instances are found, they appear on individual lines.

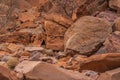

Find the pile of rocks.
xmin=0 ymin=0 xmax=120 ymax=80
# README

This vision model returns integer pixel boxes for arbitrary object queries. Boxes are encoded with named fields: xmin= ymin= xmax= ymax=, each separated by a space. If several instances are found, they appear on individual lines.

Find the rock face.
xmin=44 ymin=20 xmax=67 ymax=50
xmin=109 ymin=0 xmax=120 ymax=12
xmin=104 ymin=31 xmax=120 ymax=53
xmin=79 ymin=53 xmax=120 ymax=73
xmin=0 ymin=65 xmax=18 ymax=80
xmin=15 ymin=61 xmax=92 ymax=80
xmin=64 ymin=16 xmax=112 ymax=55
xmin=97 ymin=68 xmax=120 ymax=80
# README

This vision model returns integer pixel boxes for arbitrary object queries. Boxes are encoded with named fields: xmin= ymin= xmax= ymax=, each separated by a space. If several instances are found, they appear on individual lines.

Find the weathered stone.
xmin=15 ymin=61 xmax=92 ymax=80
xmin=104 ymin=31 xmax=120 ymax=53
xmin=6 ymin=43 xmax=22 ymax=53
xmin=44 ymin=20 xmax=67 ymax=50
xmin=16 ymin=0 xmax=31 ymax=10
xmin=0 ymin=65 xmax=18 ymax=80
xmin=114 ymin=18 xmax=120 ymax=31
xmin=65 ymin=16 xmax=112 ymax=55
xmin=19 ymin=12 xmax=36 ymax=22
xmin=43 ymin=13 xmax=73 ymax=28
xmin=56 ymin=55 xmax=87 ymax=71
xmin=109 ymin=0 xmax=120 ymax=12
xmin=79 ymin=53 xmax=120 ymax=73
xmin=97 ymin=68 xmax=120 ymax=80
xmin=0 ymin=51 xmax=9 ymax=58
xmin=72 ymin=0 xmax=107 ymax=18
xmin=0 ymin=32 xmax=32 ymax=45
xmin=96 ymin=11 xmax=119 ymax=24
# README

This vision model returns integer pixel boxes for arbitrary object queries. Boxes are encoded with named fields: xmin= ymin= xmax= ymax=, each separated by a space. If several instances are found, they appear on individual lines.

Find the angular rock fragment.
xmin=72 ymin=0 xmax=108 ymax=18
xmin=44 ymin=20 xmax=67 ymax=50
xmin=114 ymin=18 xmax=120 ymax=31
xmin=65 ymin=16 xmax=112 ymax=55
xmin=96 ymin=11 xmax=119 ymax=24
xmin=15 ymin=61 xmax=92 ymax=80
xmin=79 ymin=53 xmax=120 ymax=73
xmin=43 ymin=13 xmax=73 ymax=28
xmin=97 ymin=68 xmax=120 ymax=80
xmin=0 ymin=32 xmax=32 ymax=45
xmin=104 ymin=31 xmax=120 ymax=53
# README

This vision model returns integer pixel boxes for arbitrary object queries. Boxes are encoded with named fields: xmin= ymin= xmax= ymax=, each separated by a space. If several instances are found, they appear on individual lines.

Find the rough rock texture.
xmin=44 ymin=20 xmax=67 ymax=50
xmin=41 ymin=0 xmax=108 ymax=21
xmin=97 ymin=68 xmax=120 ymax=80
xmin=104 ymin=31 xmax=120 ymax=53
xmin=0 ymin=65 xmax=18 ymax=80
xmin=79 ymin=53 xmax=120 ymax=73
xmin=109 ymin=0 xmax=120 ymax=12
xmin=15 ymin=61 xmax=92 ymax=80
xmin=96 ymin=11 xmax=120 ymax=24
xmin=43 ymin=13 xmax=73 ymax=28
xmin=0 ymin=32 xmax=32 ymax=45
xmin=114 ymin=18 xmax=120 ymax=31
xmin=73 ymin=0 xmax=107 ymax=18
xmin=64 ymin=16 xmax=112 ymax=55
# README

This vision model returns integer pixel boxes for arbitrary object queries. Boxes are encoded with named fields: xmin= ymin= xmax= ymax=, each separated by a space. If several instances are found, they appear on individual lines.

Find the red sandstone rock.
xmin=44 ymin=20 xmax=67 ymax=50
xmin=15 ymin=61 xmax=92 ymax=80
xmin=0 ymin=65 xmax=18 ymax=80
xmin=64 ymin=16 xmax=112 ymax=56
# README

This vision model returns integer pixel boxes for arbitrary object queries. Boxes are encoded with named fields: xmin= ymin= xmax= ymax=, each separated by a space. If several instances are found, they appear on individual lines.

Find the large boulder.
xmin=15 ymin=61 xmax=92 ymax=80
xmin=64 ymin=16 xmax=112 ymax=55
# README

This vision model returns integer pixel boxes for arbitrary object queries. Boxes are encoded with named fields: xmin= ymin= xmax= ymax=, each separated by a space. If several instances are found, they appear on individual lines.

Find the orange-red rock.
xmin=0 ymin=65 xmax=18 ymax=80
xmin=79 ymin=53 xmax=120 ymax=73
xmin=97 ymin=11 xmax=119 ymax=23
xmin=0 ymin=32 xmax=32 ymax=45
xmin=43 ymin=13 xmax=73 ymax=28
xmin=97 ymin=68 xmax=120 ymax=80
xmin=104 ymin=31 xmax=120 ymax=53
xmin=15 ymin=61 xmax=92 ymax=80
xmin=44 ymin=20 xmax=67 ymax=50
xmin=64 ymin=16 xmax=112 ymax=56
xmin=109 ymin=0 xmax=120 ymax=12
xmin=114 ymin=18 xmax=120 ymax=31
xmin=19 ymin=12 xmax=36 ymax=22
